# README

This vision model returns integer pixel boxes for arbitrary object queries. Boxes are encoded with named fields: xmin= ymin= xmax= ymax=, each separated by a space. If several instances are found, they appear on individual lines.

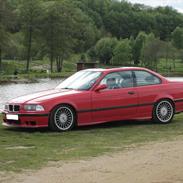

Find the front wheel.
xmin=153 ymin=100 xmax=174 ymax=124
xmin=49 ymin=105 xmax=76 ymax=131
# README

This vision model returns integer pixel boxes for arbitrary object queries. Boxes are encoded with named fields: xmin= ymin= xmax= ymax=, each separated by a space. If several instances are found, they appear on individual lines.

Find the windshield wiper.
xmin=60 ymin=87 xmax=74 ymax=90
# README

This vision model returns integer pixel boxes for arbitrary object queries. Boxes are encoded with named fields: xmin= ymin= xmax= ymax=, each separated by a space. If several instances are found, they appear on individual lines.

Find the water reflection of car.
xmin=2 ymin=67 xmax=183 ymax=131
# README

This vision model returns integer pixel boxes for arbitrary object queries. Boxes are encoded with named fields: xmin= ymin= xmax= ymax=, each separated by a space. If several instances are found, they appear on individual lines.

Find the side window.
xmin=134 ymin=71 xmax=161 ymax=86
xmin=100 ymin=71 xmax=133 ymax=89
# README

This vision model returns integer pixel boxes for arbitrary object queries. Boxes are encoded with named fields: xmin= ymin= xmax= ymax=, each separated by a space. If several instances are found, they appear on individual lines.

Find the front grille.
xmin=8 ymin=105 xmax=20 ymax=112
xmin=5 ymin=120 xmax=21 ymax=125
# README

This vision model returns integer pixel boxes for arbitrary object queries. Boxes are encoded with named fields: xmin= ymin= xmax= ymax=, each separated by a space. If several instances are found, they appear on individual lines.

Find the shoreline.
xmin=0 ymin=72 xmax=73 ymax=85
xmin=1 ymin=71 xmax=183 ymax=85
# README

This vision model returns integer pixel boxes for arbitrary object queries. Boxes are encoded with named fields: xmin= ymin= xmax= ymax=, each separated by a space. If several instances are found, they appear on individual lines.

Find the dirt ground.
xmin=1 ymin=138 xmax=183 ymax=183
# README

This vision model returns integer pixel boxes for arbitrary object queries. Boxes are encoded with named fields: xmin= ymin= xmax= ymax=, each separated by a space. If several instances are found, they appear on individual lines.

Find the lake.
xmin=0 ymin=78 xmax=62 ymax=111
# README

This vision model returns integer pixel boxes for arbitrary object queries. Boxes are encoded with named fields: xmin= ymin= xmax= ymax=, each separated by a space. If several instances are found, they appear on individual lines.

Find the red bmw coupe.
xmin=2 ymin=67 xmax=183 ymax=131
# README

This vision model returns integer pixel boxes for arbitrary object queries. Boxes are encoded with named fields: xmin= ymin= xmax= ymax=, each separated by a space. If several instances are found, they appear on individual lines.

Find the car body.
xmin=2 ymin=67 xmax=183 ymax=131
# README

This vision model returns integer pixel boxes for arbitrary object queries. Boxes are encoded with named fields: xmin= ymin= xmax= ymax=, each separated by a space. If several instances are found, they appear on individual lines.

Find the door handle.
xmin=128 ymin=91 xmax=135 ymax=95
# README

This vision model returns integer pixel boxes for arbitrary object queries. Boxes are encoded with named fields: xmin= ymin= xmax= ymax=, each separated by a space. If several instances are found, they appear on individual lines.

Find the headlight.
xmin=4 ymin=104 xmax=9 ymax=111
xmin=24 ymin=104 xmax=45 ymax=111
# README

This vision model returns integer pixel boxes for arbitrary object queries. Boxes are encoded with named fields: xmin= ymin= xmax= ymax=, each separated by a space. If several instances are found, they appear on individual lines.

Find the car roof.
xmin=84 ymin=67 xmax=150 ymax=73
xmin=84 ymin=68 xmax=106 ymax=72
xmin=85 ymin=67 xmax=167 ymax=81
xmin=104 ymin=67 xmax=147 ymax=72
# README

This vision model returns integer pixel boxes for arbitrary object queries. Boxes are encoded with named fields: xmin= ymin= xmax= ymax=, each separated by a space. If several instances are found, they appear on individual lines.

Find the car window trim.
xmin=132 ymin=70 xmax=162 ymax=87
xmin=95 ymin=70 xmax=135 ymax=90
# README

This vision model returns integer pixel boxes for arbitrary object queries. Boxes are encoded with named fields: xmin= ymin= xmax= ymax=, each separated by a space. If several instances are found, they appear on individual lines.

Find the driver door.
xmin=91 ymin=71 xmax=138 ymax=123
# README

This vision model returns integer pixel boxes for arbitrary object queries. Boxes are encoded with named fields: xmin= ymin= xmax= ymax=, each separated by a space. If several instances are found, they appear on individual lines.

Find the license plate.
xmin=6 ymin=114 xmax=19 ymax=120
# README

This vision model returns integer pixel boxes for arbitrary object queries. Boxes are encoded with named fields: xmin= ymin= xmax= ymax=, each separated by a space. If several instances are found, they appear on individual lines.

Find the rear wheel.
xmin=49 ymin=105 xmax=76 ymax=131
xmin=153 ymin=100 xmax=174 ymax=124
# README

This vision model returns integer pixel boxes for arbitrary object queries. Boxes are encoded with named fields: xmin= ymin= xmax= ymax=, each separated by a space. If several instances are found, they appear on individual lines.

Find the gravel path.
xmin=1 ymin=139 xmax=183 ymax=183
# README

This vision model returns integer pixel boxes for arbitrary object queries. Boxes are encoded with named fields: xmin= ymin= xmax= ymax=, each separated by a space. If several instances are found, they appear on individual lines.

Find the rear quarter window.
xmin=134 ymin=70 xmax=161 ymax=86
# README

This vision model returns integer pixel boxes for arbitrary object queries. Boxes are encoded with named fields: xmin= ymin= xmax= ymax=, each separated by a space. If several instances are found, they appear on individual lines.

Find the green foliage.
xmin=41 ymin=1 xmax=77 ymax=72
xmin=71 ymin=9 xmax=99 ymax=53
xmin=41 ymin=1 xmax=98 ymax=72
xmin=72 ymin=0 xmax=110 ymax=28
xmin=95 ymin=37 xmax=118 ymax=64
xmin=112 ymin=39 xmax=132 ymax=65
xmin=19 ymin=0 xmax=43 ymax=72
xmin=141 ymin=33 xmax=163 ymax=70
xmin=0 ymin=0 xmax=15 ymax=70
xmin=132 ymin=32 xmax=146 ymax=65
xmin=154 ymin=7 xmax=183 ymax=40
xmin=1 ymin=0 xmax=183 ymax=74
xmin=172 ymin=26 xmax=183 ymax=49
xmin=87 ymin=46 xmax=98 ymax=61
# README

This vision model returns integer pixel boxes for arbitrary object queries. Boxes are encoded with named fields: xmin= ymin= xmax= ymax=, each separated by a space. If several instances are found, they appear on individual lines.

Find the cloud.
xmin=126 ymin=0 xmax=183 ymax=13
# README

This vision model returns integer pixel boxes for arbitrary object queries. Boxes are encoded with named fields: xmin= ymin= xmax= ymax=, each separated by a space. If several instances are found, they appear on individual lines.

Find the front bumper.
xmin=2 ymin=112 xmax=49 ymax=128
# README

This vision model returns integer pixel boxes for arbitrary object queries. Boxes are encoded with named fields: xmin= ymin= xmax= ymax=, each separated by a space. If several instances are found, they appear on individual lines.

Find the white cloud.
xmin=126 ymin=0 xmax=183 ymax=13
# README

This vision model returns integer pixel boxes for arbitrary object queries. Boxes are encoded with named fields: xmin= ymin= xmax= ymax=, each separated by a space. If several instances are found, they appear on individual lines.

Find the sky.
xmin=126 ymin=0 xmax=183 ymax=13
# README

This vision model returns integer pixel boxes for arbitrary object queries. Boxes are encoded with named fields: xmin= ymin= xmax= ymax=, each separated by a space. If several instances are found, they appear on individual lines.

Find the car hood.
xmin=9 ymin=89 xmax=82 ymax=104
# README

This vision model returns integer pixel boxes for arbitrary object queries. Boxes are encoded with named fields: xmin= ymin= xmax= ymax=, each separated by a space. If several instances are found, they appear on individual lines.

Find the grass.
xmin=156 ymin=58 xmax=183 ymax=76
xmin=99 ymin=58 xmax=183 ymax=77
xmin=0 ymin=114 xmax=183 ymax=172
xmin=0 ymin=55 xmax=79 ymax=83
xmin=1 ymin=57 xmax=183 ymax=84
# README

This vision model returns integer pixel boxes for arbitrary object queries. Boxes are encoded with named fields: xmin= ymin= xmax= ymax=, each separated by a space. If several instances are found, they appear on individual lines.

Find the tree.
xmin=42 ymin=1 xmax=83 ymax=72
xmin=154 ymin=7 xmax=183 ymax=40
xmin=0 ymin=0 xmax=14 ymax=71
xmin=112 ymin=39 xmax=132 ymax=65
xmin=72 ymin=11 xmax=99 ymax=53
xmin=19 ymin=0 xmax=42 ymax=72
xmin=142 ymin=33 xmax=163 ymax=70
xmin=87 ymin=46 xmax=97 ymax=61
xmin=95 ymin=37 xmax=118 ymax=64
xmin=2 ymin=0 xmax=183 ymax=75
xmin=172 ymin=27 xmax=183 ymax=49
xmin=72 ymin=0 xmax=110 ymax=28
xmin=179 ymin=50 xmax=183 ymax=62
xmin=132 ymin=32 xmax=146 ymax=65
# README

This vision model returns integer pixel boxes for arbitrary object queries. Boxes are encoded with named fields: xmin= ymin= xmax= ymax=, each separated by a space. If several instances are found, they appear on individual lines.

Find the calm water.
xmin=0 ymin=77 xmax=182 ymax=111
xmin=0 ymin=78 xmax=62 ymax=111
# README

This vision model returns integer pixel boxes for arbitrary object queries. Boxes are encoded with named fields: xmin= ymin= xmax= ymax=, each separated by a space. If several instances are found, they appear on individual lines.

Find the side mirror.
xmin=95 ymin=84 xmax=107 ymax=92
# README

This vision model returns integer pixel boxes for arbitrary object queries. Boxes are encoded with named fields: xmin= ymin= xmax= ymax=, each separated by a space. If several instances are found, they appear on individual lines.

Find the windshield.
xmin=56 ymin=70 xmax=102 ymax=90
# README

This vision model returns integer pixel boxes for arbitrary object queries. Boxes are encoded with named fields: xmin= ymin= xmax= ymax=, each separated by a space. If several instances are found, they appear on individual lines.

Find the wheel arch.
xmin=154 ymin=97 xmax=175 ymax=108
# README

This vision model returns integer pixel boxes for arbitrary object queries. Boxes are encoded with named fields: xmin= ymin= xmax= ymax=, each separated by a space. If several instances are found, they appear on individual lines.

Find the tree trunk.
xmin=26 ymin=27 xmax=32 ymax=72
xmin=0 ymin=47 xmax=2 ymax=71
xmin=57 ymin=56 xmax=63 ymax=72
xmin=173 ymin=58 xmax=176 ymax=70
xmin=56 ymin=56 xmax=63 ymax=72
xmin=50 ymin=21 xmax=54 ymax=73
xmin=60 ymin=57 xmax=63 ymax=72
xmin=165 ymin=46 xmax=168 ymax=69
xmin=50 ymin=53 xmax=53 ymax=73
xmin=134 ymin=57 xmax=140 ymax=65
xmin=56 ymin=57 xmax=58 ymax=72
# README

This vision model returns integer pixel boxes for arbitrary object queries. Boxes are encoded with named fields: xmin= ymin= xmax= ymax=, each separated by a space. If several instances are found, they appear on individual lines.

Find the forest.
xmin=1 ymin=0 xmax=183 ymax=75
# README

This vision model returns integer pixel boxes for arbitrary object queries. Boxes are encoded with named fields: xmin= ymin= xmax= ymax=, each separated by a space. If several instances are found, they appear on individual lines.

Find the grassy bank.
xmin=0 ymin=55 xmax=79 ymax=83
xmin=0 ymin=72 xmax=74 ymax=84
xmin=1 ymin=57 xmax=183 ymax=84
xmin=0 ymin=114 xmax=183 ymax=172
xmin=158 ymin=58 xmax=183 ymax=76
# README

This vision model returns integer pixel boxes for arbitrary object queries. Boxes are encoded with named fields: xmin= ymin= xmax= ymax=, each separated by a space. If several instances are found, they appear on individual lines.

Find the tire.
xmin=153 ymin=100 xmax=174 ymax=124
xmin=49 ymin=105 xmax=76 ymax=132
